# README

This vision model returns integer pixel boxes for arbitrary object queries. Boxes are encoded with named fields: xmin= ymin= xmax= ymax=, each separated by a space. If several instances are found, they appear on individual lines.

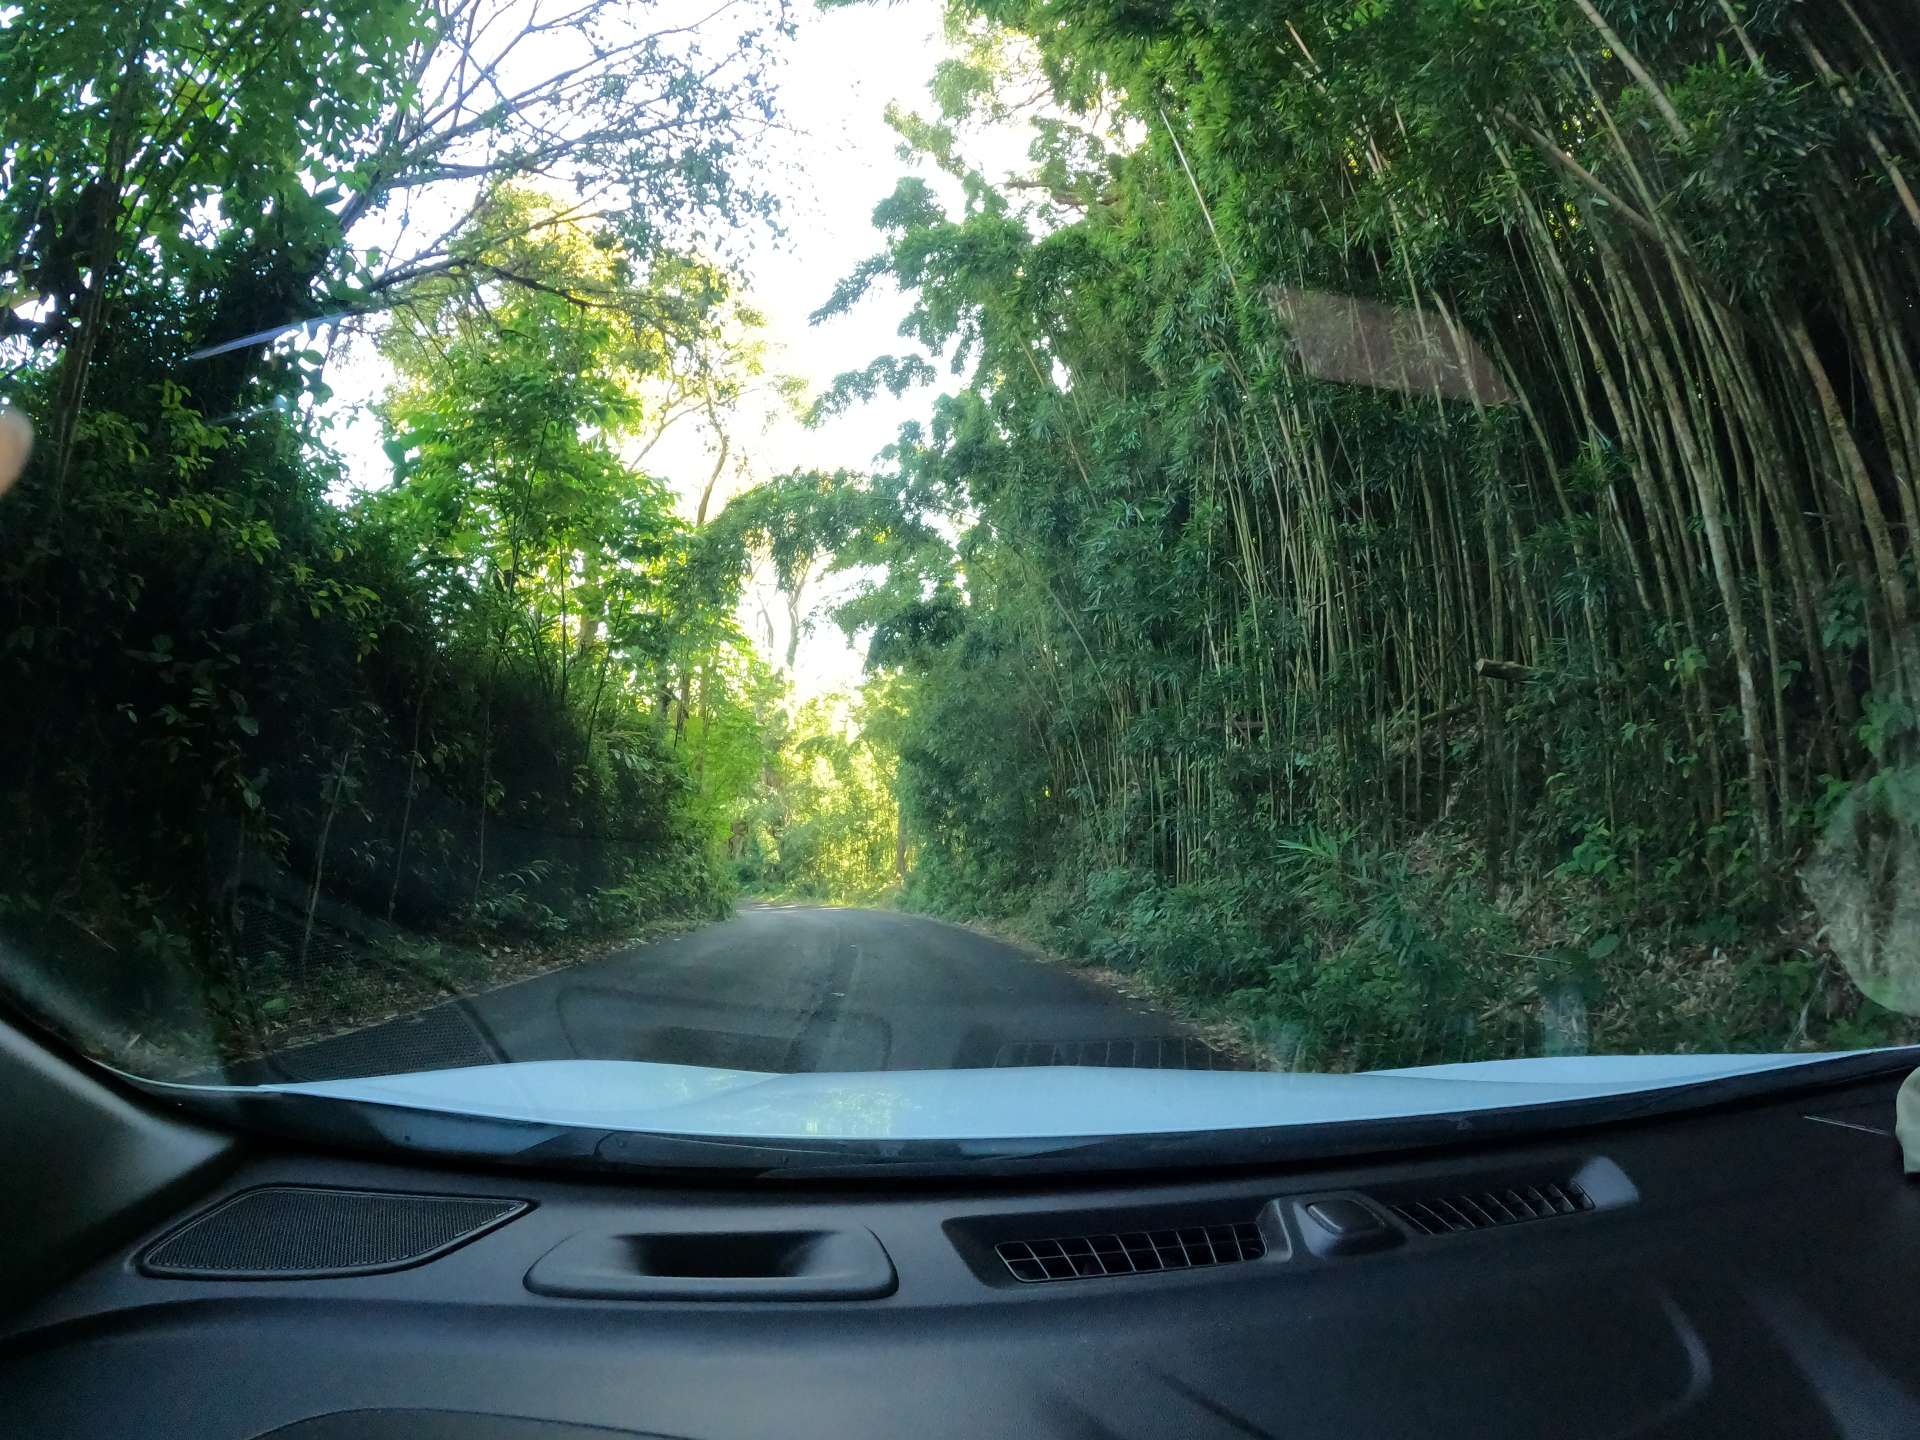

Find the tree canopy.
xmin=801 ymin=0 xmax=1920 ymax=1066
xmin=4 ymin=0 xmax=1919 ymax=1072
xmin=0 ymin=0 xmax=807 ymax=1064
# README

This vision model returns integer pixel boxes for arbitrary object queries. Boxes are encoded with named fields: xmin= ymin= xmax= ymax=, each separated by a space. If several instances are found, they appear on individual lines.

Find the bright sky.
xmin=324 ymin=0 xmax=1019 ymax=702
xmin=642 ymin=0 xmax=956 ymax=699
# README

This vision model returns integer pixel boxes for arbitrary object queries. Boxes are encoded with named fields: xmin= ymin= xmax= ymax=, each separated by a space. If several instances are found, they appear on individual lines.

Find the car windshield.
xmin=3 ymin=0 xmax=1919 ymax=1150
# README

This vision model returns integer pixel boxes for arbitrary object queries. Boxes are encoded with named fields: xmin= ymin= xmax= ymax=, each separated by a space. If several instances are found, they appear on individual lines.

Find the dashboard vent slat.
xmin=1389 ymin=1180 xmax=1592 ymax=1236
xmin=996 ymin=1220 xmax=1265 ymax=1283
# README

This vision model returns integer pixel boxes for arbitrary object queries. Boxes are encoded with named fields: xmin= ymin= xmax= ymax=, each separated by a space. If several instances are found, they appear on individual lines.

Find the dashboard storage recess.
xmin=523 ymin=1226 xmax=897 ymax=1300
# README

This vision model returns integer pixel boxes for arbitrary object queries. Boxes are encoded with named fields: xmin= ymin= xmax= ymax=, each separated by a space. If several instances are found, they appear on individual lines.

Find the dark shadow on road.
xmin=234 ymin=905 xmax=1245 ymax=1082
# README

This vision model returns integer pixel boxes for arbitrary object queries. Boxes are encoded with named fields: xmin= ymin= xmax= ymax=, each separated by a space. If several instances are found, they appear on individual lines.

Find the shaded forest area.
xmin=0 ymin=0 xmax=894 ymax=1069
xmin=5 ymin=0 xmax=1920 ymax=1076
xmin=804 ymin=0 xmax=1920 ymax=1066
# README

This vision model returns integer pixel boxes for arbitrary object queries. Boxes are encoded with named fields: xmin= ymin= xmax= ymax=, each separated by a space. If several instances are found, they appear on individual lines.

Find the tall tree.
xmin=1 ymin=0 xmax=789 ymax=480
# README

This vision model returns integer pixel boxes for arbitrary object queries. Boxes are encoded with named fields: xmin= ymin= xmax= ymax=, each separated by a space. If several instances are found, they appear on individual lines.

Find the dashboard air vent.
xmin=996 ymin=1221 xmax=1266 ymax=1283
xmin=1389 ymin=1179 xmax=1591 ymax=1236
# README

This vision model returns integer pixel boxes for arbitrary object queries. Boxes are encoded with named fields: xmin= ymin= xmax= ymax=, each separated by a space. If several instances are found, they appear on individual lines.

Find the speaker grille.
xmin=141 ymin=1186 xmax=529 ymax=1279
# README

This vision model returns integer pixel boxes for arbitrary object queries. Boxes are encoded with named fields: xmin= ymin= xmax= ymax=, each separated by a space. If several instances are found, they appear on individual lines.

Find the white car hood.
xmin=254 ymin=1051 xmax=1863 ymax=1142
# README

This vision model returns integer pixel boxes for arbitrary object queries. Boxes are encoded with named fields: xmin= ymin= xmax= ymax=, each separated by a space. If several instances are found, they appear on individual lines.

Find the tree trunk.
xmin=387 ymin=679 xmax=433 ymax=924
xmin=300 ymin=739 xmax=357 ymax=976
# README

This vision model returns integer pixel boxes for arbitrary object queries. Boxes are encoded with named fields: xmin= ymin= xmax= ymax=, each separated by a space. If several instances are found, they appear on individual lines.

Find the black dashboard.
xmin=4 ymin=1059 xmax=1920 ymax=1439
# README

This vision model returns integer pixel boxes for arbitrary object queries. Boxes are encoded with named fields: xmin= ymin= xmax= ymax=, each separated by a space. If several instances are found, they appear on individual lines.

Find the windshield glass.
xmin=3 ymin=0 xmax=1919 ymax=1141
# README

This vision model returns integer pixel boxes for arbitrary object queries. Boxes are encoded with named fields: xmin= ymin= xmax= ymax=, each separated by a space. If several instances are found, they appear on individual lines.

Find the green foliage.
xmin=737 ymin=692 xmax=903 ymax=904
xmin=8 ymin=0 xmax=1920 ymax=1076
xmin=0 ymin=0 xmax=792 ymax=1061
xmin=825 ymin=0 xmax=1920 ymax=1063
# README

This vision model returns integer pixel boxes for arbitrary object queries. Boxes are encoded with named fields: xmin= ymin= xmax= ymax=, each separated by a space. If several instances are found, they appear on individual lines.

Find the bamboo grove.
xmin=817 ymin=0 xmax=1920 ymax=1060
xmin=7 ymin=0 xmax=1920 ymax=1070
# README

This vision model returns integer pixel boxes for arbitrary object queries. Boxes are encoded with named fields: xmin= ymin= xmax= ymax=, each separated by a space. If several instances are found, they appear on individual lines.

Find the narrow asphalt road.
xmin=246 ymin=904 xmax=1237 ymax=1083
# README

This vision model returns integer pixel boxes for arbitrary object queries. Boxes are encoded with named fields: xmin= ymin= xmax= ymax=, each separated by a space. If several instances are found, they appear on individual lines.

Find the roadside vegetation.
xmin=0 ymin=0 xmax=842 ymax=1064
xmin=796 ymin=0 xmax=1920 ymax=1068
xmin=4 ymin=0 xmax=1920 ymax=1073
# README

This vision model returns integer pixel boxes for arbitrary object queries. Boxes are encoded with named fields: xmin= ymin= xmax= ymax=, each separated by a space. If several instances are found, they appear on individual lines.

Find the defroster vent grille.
xmin=1389 ymin=1180 xmax=1591 ymax=1236
xmin=141 ymin=1186 xmax=529 ymax=1279
xmin=996 ymin=1221 xmax=1266 ymax=1283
